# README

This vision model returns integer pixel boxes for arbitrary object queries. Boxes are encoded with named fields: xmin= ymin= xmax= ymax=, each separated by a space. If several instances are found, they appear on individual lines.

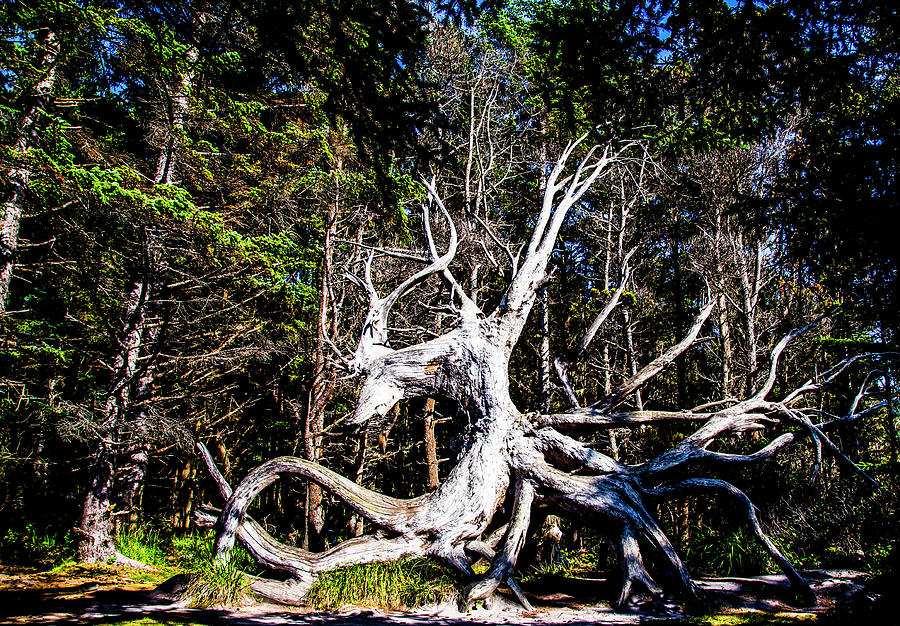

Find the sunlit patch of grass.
xmin=673 ymin=611 xmax=818 ymax=625
xmin=183 ymin=556 xmax=252 ymax=608
xmin=172 ymin=533 xmax=257 ymax=608
xmin=305 ymin=558 xmax=459 ymax=610
xmin=170 ymin=531 xmax=260 ymax=575
xmin=115 ymin=527 xmax=169 ymax=569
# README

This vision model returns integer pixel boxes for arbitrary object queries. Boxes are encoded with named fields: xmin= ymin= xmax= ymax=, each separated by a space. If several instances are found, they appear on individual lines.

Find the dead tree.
xmin=198 ymin=134 xmax=880 ymax=608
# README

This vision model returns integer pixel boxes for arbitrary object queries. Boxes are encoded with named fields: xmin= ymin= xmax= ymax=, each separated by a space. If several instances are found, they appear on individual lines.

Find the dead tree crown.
xmin=198 ymin=132 xmax=881 ymax=608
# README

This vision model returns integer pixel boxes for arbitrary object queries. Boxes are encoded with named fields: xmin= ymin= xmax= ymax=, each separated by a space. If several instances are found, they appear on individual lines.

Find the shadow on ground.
xmin=0 ymin=567 xmax=885 ymax=626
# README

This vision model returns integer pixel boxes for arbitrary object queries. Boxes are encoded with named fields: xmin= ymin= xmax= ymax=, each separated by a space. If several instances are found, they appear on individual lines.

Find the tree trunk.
xmin=1 ymin=28 xmax=59 ymax=311
xmin=152 ymin=19 xmax=200 ymax=185
xmin=78 ymin=447 xmax=117 ymax=563
xmin=622 ymin=309 xmax=643 ymax=411
xmin=304 ymin=165 xmax=340 ymax=551
xmin=78 ymin=229 xmax=161 ymax=561
xmin=423 ymin=398 xmax=440 ymax=490
xmin=198 ymin=139 xmax=838 ymax=610
xmin=538 ymin=287 xmax=552 ymax=413
xmin=174 ymin=457 xmax=197 ymax=532
xmin=79 ymin=272 xmax=151 ymax=562
xmin=113 ymin=444 xmax=149 ymax=535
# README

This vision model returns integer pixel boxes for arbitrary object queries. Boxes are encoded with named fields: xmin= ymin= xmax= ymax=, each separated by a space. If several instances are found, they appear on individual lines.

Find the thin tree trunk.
xmin=1 ymin=28 xmax=59 ymax=311
xmin=153 ymin=23 xmax=199 ymax=185
xmin=602 ymin=205 xmax=614 ymax=395
xmin=623 ymin=309 xmax=643 ymax=411
xmin=173 ymin=457 xmax=196 ymax=531
xmin=423 ymin=398 xmax=440 ymax=489
xmin=304 ymin=164 xmax=340 ymax=551
xmin=347 ymin=433 xmax=368 ymax=538
xmin=538 ymin=287 xmax=551 ymax=413
xmin=717 ymin=292 xmax=733 ymax=397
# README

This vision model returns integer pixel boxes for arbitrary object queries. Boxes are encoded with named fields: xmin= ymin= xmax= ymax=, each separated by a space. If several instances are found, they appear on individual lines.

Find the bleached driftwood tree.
xmin=198 ymin=134 xmax=880 ymax=608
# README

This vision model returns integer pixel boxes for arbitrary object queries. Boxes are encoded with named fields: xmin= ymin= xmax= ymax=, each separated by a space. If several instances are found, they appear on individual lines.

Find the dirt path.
xmin=0 ymin=565 xmax=873 ymax=625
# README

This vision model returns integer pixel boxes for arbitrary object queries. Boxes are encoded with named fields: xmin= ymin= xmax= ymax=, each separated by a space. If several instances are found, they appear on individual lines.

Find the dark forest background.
xmin=1 ymin=0 xmax=897 ymax=583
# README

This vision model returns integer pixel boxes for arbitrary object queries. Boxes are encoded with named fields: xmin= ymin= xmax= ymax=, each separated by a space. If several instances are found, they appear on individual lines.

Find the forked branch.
xmin=593 ymin=296 xmax=715 ymax=411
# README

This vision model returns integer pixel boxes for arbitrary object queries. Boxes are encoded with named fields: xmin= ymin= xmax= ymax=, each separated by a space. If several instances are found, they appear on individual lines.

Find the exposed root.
xmin=616 ymin=524 xmax=663 ymax=608
xmin=196 ymin=443 xmax=428 ymax=595
xmin=462 ymin=476 xmax=535 ymax=611
xmin=646 ymin=478 xmax=816 ymax=605
xmin=212 ymin=455 xmax=425 ymax=562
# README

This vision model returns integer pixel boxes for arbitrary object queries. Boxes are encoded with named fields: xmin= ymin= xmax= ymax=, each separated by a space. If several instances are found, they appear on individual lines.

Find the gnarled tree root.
xmin=195 ymin=443 xmax=428 ymax=602
xmin=646 ymin=478 xmax=816 ymax=606
xmin=197 ymin=442 xmax=536 ymax=608
xmin=461 ymin=476 xmax=535 ymax=611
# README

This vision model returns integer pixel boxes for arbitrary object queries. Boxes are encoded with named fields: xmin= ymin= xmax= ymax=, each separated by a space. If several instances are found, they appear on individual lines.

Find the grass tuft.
xmin=184 ymin=556 xmax=252 ymax=608
xmin=305 ymin=558 xmax=459 ymax=610
xmin=173 ymin=532 xmax=257 ymax=607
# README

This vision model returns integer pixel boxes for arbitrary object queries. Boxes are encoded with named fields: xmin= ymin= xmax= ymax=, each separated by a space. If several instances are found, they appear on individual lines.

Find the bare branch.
xmin=535 ymin=409 xmax=715 ymax=430
xmin=593 ymin=296 xmax=715 ymax=412
xmin=752 ymin=308 xmax=837 ymax=401
xmin=645 ymin=478 xmax=814 ymax=603
xmin=555 ymin=248 xmax=636 ymax=408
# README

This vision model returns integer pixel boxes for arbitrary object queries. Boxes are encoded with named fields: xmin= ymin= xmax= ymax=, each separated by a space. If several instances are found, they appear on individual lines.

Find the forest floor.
xmin=0 ymin=564 xmax=878 ymax=626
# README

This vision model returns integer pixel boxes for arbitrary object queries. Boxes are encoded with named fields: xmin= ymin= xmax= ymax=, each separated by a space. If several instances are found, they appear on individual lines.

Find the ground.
xmin=0 ymin=564 xmax=878 ymax=625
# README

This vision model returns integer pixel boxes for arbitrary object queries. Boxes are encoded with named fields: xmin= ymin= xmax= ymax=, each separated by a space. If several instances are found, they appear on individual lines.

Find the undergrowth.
xmin=183 ymin=557 xmax=252 ymax=608
xmin=0 ymin=524 xmax=76 ymax=567
xmin=115 ymin=527 xmax=170 ymax=569
xmin=304 ymin=558 xmax=459 ymax=610
xmin=173 ymin=531 xmax=258 ymax=607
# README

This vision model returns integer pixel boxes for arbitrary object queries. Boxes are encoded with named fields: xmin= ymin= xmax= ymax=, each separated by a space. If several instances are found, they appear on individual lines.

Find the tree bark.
xmin=79 ymin=272 xmax=152 ymax=562
xmin=303 ymin=164 xmax=340 ymax=551
xmin=423 ymin=398 xmax=440 ymax=490
xmin=1 ymin=28 xmax=59 ymax=311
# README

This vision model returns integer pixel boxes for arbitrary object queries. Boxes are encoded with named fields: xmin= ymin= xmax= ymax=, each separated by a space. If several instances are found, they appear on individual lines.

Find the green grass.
xmin=170 ymin=531 xmax=257 ymax=607
xmin=0 ymin=524 xmax=76 ymax=567
xmin=305 ymin=557 xmax=459 ymax=610
xmin=115 ymin=527 xmax=170 ymax=569
xmin=670 ymin=612 xmax=818 ymax=625
xmin=183 ymin=556 xmax=252 ymax=608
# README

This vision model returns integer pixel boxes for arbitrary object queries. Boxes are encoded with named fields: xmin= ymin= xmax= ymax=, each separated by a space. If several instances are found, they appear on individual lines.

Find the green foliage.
xmin=683 ymin=525 xmax=796 ymax=578
xmin=0 ymin=524 xmax=76 ymax=567
xmin=304 ymin=558 xmax=459 ymax=610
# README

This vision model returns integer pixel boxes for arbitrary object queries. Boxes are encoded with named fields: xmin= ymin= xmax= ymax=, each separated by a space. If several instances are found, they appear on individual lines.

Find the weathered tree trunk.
xmin=538 ymin=287 xmax=552 ymax=413
xmin=79 ymin=273 xmax=152 ymax=562
xmin=0 ymin=28 xmax=59 ymax=311
xmin=423 ymin=399 xmax=440 ymax=490
xmin=197 ymin=138 xmax=872 ymax=610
